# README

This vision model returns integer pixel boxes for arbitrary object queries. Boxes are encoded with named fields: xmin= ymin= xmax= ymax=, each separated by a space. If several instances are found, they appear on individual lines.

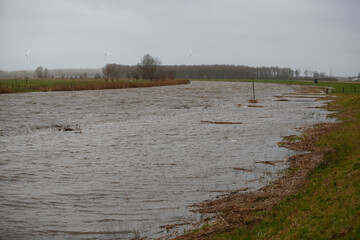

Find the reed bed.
xmin=0 ymin=87 xmax=15 ymax=94
xmin=49 ymin=79 xmax=190 ymax=92
xmin=0 ymin=79 xmax=190 ymax=93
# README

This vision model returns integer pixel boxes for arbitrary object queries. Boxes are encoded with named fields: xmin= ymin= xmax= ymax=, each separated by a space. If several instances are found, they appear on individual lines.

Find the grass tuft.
xmin=248 ymin=99 xmax=258 ymax=103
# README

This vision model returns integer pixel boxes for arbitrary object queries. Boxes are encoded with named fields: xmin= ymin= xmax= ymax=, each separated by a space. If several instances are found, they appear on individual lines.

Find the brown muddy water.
xmin=0 ymin=81 xmax=335 ymax=239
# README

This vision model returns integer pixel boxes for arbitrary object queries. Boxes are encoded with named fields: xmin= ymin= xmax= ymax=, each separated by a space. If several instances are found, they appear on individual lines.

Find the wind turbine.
xmin=188 ymin=48 xmax=199 ymax=65
xmin=103 ymin=52 xmax=113 ymax=66
xmin=24 ymin=49 xmax=31 ymax=77
xmin=24 ymin=49 xmax=31 ymax=69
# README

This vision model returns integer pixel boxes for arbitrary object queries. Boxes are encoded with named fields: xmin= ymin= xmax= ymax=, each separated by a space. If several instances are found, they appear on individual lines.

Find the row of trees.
xmin=102 ymin=56 xmax=332 ymax=81
xmin=29 ymin=54 xmax=336 ymax=81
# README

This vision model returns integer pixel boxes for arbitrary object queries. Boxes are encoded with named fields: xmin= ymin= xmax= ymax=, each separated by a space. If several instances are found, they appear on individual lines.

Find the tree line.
xmin=0 ymin=54 xmax=341 ymax=80
xmin=102 ymin=54 xmax=335 ymax=81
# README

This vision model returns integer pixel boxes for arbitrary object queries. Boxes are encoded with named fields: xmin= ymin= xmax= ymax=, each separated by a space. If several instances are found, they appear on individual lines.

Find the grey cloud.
xmin=0 ymin=0 xmax=359 ymax=76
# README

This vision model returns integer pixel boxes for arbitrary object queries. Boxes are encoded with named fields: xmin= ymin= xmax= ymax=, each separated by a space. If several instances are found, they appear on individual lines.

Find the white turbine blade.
xmin=26 ymin=49 xmax=32 ymax=55
xmin=188 ymin=48 xmax=192 ymax=56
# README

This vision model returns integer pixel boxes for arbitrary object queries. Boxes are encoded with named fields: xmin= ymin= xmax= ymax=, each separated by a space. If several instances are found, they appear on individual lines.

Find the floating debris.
xmin=174 ymin=105 xmax=190 ymax=109
xmin=248 ymin=105 xmax=264 ymax=108
xmin=200 ymin=121 xmax=243 ymax=124
xmin=54 ymin=124 xmax=82 ymax=133
xmin=255 ymin=161 xmax=276 ymax=166
xmin=248 ymin=99 xmax=258 ymax=103
xmin=233 ymin=167 xmax=252 ymax=172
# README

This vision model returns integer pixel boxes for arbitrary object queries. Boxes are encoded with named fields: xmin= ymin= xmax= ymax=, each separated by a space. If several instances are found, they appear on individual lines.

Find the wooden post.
xmin=342 ymin=87 xmax=344 ymax=93
xmin=252 ymin=77 xmax=255 ymax=100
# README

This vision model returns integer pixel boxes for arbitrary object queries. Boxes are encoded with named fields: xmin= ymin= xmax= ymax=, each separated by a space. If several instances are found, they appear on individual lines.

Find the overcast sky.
xmin=0 ymin=0 xmax=359 ymax=76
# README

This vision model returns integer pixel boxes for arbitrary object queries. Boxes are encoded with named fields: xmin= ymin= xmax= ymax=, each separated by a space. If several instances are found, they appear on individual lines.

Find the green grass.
xmin=215 ymin=92 xmax=360 ymax=240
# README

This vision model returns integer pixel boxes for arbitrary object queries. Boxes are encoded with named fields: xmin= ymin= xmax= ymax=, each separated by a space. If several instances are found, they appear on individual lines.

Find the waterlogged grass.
xmin=0 ymin=78 xmax=189 ymax=93
xmin=215 ymin=93 xmax=360 ymax=240
xmin=194 ymin=79 xmax=360 ymax=94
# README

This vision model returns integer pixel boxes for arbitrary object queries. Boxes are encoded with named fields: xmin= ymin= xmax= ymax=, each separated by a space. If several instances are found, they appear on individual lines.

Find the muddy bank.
xmin=172 ymin=89 xmax=339 ymax=240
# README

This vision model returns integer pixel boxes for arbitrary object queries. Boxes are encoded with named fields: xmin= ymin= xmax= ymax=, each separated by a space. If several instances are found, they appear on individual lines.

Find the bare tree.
xmin=313 ymin=71 xmax=319 ymax=79
xmin=43 ymin=68 xmax=50 ymax=78
xmin=295 ymin=69 xmax=301 ymax=79
xmin=34 ymin=66 xmax=43 ymax=78
xmin=102 ymin=64 xmax=121 ymax=81
xmin=303 ymin=69 xmax=309 ymax=79
xmin=94 ymin=73 xmax=101 ymax=79
xmin=137 ymin=54 xmax=162 ymax=80
xmin=167 ymin=69 xmax=176 ymax=80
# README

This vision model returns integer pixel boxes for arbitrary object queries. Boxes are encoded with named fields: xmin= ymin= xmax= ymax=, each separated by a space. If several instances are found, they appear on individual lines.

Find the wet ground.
xmin=0 ymin=81 xmax=335 ymax=239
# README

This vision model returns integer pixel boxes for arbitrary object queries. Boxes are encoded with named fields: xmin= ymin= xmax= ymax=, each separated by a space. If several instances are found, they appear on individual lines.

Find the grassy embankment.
xmin=178 ymin=80 xmax=360 ymax=239
xmin=215 ymin=93 xmax=360 ymax=239
xmin=0 ymin=78 xmax=190 ymax=93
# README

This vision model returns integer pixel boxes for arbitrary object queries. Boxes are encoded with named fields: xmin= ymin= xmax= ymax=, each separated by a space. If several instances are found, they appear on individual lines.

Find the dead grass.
xmin=173 ymin=122 xmax=341 ymax=240
xmin=233 ymin=167 xmax=253 ymax=172
xmin=170 ymin=83 xmax=341 ymax=240
xmin=255 ymin=161 xmax=276 ymax=166
xmin=0 ymin=87 xmax=15 ymax=93
xmin=248 ymin=99 xmax=258 ymax=103
xmin=292 ymin=85 xmax=323 ymax=94
xmin=248 ymin=105 xmax=264 ymax=108
xmin=49 ymin=79 xmax=190 ymax=91
xmin=283 ymin=95 xmax=326 ymax=99
xmin=200 ymin=121 xmax=243 ymax=124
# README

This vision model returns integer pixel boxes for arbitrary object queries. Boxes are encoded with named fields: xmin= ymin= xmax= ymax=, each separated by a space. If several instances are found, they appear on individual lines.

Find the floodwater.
xmin=0 ymin=81 xmax=334 ymax=239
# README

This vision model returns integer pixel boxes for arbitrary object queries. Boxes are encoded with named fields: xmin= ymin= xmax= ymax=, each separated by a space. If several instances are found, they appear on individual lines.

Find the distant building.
xmin=352 ymin=78 xmax=359 ymax=82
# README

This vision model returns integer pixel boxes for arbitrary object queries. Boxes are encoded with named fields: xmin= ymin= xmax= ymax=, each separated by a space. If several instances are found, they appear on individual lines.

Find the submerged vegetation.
xmin=214 ymin=94 xmax=360 ymax=240
xmin=175 ymin=82 xmax=360 ymax=240
xmin=195 ymin=79 xmax=360 ymax=94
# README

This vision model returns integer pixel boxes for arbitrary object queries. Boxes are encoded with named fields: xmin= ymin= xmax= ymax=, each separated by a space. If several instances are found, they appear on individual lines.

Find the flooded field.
xmin=0 ymin=81 xmax=335 ymax=239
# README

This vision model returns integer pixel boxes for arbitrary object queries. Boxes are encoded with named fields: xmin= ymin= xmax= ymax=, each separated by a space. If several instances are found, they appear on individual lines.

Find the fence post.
xmin=252 ymin=77 xmax=255 ymax=100
xmin=342 ymin=87 xmax=344 ymax=93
